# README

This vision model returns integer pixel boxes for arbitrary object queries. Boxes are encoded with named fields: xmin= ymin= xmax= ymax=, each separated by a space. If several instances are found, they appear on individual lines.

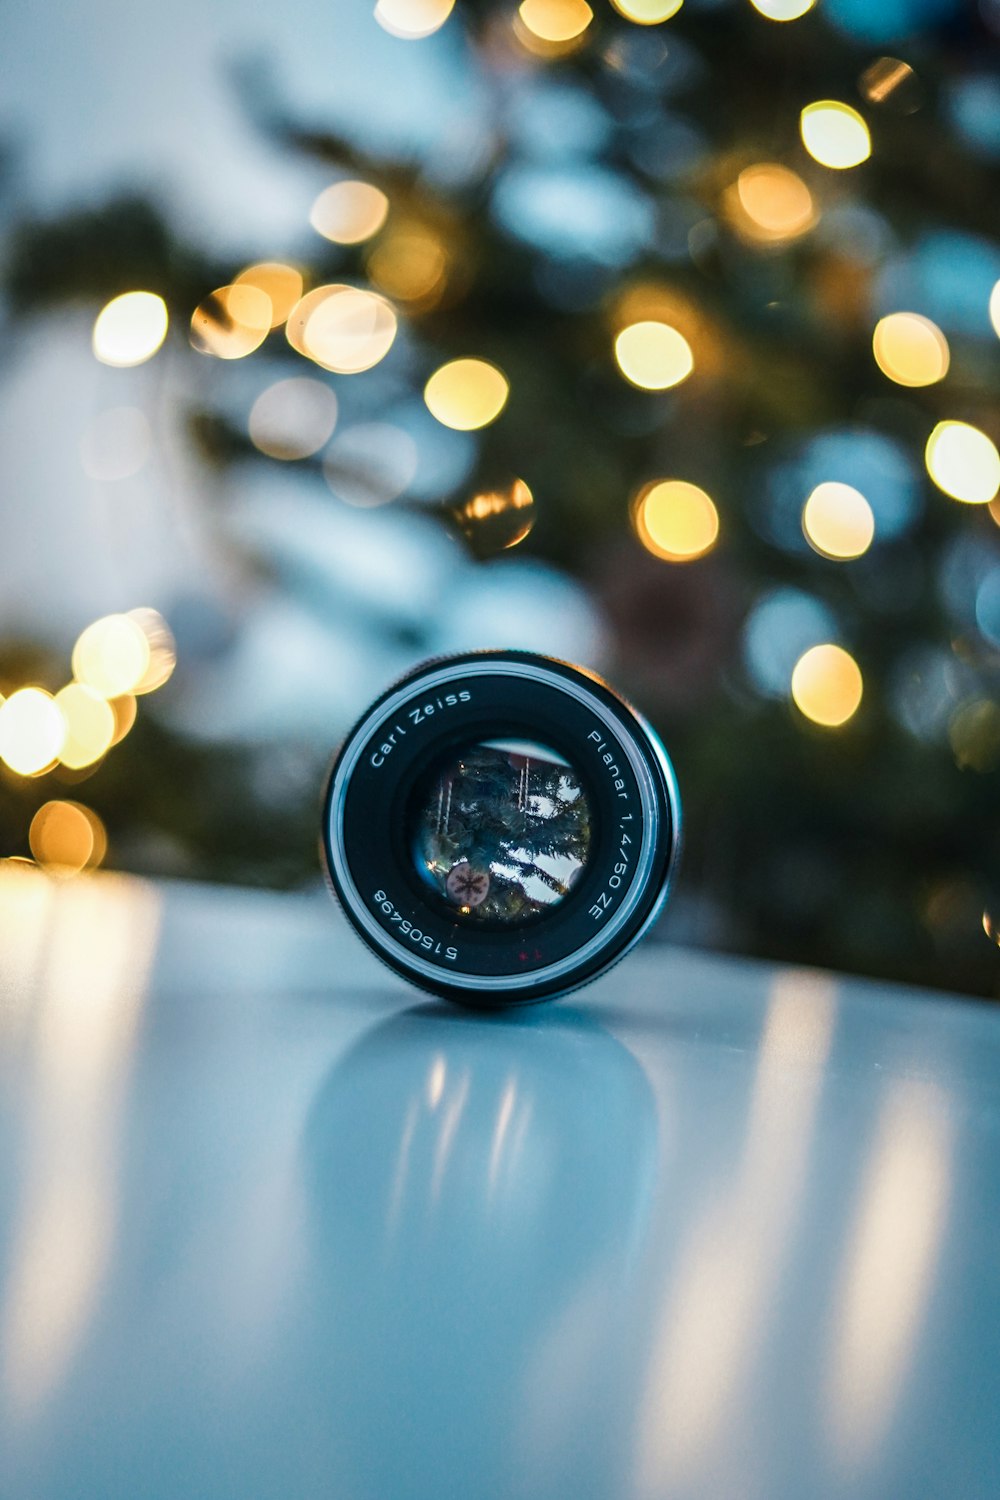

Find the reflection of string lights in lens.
xmin=92 ymin=292 xmax=168 ymax=368
xmin=727 ymin=164 xmax=817 ymax=244
xmin=872 ymin=313 xmax=949 ymax=388
xmin=800 ymin=101 xmax=871 ymax=169
xmin=286 ymin=285 xmax=398 ymax=374
xmin=802 ymin=482 xmax=875 ymax=560
xmin=374 ymin=0 xmax=455 ymax=39
xmin=72 ymin=615 xmax=151 ymax=699
xmin=190 ymin=285 xmax=272 ymax=359
xmin=609 ymin=0 xmax=683 ymax=22
xmin=791 ymin=644 xmax=863 ymax=727
xmin=28 ymin=801 xmax=107 ymax=875
xmin=233 ymin=263 xmax=303 ymax=327
xmin=749 ymin=0 xmax=814 ymax=17
xmin=310 ymin=181 xmax=390 ymax=245
xmin=859 ymin=56 xmax=920 ymax=111
xmin=925 ymin=421 xmax=1000 ymax=504
xmin=633 ymin=480 xmax=719 ymax=562
xmin=453 ymin=479 xmax=535 ymax=554
xmin=424 ymin=358 xmax=509 ymax=430
xmin=615 ymin=321 xmax=693 ymax=391
xmin=54 ymin=684 xmax=115 ymax=769
xmin=249 ymin=378 xmax=338 ymax=460
xmin=517 ymin=0 xmax=593 ymax=43
xmin=0 ymin=689 xmax=65 ymax=775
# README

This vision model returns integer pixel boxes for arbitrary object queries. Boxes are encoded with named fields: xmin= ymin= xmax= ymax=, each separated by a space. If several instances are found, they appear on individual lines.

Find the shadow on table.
xmin=299 ymin=1000 xmax=658 ymax=1500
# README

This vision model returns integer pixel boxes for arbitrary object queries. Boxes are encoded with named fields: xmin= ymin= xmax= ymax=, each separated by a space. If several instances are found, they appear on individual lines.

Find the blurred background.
xmin=1 ymin=0 xmax=998 ymax=996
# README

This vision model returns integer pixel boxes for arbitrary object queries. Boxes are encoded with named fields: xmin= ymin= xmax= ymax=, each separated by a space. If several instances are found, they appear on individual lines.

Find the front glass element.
xmin=408 ymin=738 xmax=592 ymax=925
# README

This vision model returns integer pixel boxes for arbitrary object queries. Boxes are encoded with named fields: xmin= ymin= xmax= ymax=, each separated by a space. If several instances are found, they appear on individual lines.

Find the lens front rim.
xmin=321 ymin=652 xmax=681 ymax=1005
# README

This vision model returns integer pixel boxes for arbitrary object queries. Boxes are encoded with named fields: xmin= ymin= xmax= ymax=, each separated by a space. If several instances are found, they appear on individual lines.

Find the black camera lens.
xmin=321 ymin=650 xmax=681 ymax=1007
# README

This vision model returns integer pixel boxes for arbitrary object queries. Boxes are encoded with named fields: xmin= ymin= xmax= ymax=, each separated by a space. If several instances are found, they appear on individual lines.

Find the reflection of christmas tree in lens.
xmin=413 ymin=740 xmax=591 ymax=925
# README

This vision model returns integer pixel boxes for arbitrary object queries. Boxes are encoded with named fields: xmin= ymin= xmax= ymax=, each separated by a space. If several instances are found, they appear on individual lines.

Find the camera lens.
xmin=408 ymin=737 xmax=592 ymax=926
xmin=321 ymin=651 xmax=681 ymax=1007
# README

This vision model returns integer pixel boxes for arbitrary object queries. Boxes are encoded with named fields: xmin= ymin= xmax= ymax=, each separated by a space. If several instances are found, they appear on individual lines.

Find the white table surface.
xmin=0 ymin=866 xmax=997 ymax=1500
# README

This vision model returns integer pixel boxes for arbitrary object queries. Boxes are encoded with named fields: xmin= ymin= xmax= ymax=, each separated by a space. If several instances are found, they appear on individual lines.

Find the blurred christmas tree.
xmin=2 ymin=0 xmax=999 ymax=995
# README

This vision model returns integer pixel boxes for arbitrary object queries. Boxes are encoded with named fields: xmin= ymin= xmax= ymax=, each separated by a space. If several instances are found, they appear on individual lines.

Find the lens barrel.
xmin=321 ymin=651 xmax=681 ymax=1007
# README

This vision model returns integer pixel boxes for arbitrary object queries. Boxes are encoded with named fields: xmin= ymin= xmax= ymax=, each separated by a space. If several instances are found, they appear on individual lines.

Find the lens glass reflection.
xmin=409 ymin=738 xmax=592 ymax=924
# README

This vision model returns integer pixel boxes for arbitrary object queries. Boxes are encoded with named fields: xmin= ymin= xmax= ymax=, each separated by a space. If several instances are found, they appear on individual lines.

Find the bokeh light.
xmin=516 ymin=0 xmax=594 ymax=46
xmin=633 ymin=480 xmax=719 ymax=562
xmin=54 ymin=683 xmax=116 ymax=769
xmin=800 ymin=101 xmax=872 ymax=170
xmin=749 ymin=0 xmax=815 ymax=17
xmin=791 ymin=644 xmax=863 ymax=727
xmin=79 ymin=406 xmax=152 ymax=481
xmin=72 ymin=614 xmax=152 ymax=698
xmin=92 ymin=291 xmax=168 ymax=368
xmin=614 ymin=321 xmax=693 ymax=390
xmin=368 ymin=225 xmax=448 ymax=305
xmin=109 ymin=694 xmax=138 ymax=746
xmin=28 ymin=801 xmax=107 ymax=875
xmin=925 ymin=421 xmax=1000 ymax=504
xmin=949 ymin=699 xmax=1000 ymax=772
xmin=453 ymin=479 xmax=535 ymax=555
xmin=424 ymin=358 xmax=509 ymax=430
xmin=609 ymin=0 xmax=683 ymax=23
xmin=872 ymin=312 xmax=950 ymax=387
xmin=233 ymin=263 xmax=304 ymax=327
xmin=128 ymin=608 xmax=177 ymax=694
xmin=323 ymin=423 xmax=419 ymax=507
xmin=286 ymin=285 xmax=398 ymax=374
xmin=802 ymin=482 xmax=875 ymax=560
xmin=374 ymin=0 xmax=454 ymax=39
xmin=728 ymin=163 xmax=817 ymax=245
xmin=190 ymin=284 xmax=272 ymax=359
xmin=310 ymin=181 xmax=390 ymax=245
xmin=249 ymin=378 xmax=339 ymax=460
xmin=0 ymin=689 xmax=65 ymax=775
xmin=989 ymin=279 xmax=1000 ymax=338
xmin=859 ymin=57 xmax=922 ymax=113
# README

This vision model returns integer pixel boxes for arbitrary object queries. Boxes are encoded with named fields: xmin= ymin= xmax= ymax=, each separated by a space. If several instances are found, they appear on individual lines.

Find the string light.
xmin=791 ymin=644 xmax=863 ymax=727
xmin=515 ymin=0 xmax=593 ymax=50
xmin=72 ymin=615 xmax=151 ymax=698
xmin=128 ymin=608 xmax=177 ymax=694
xmin=749 ymin=0 xmax=815 ymax=18
xmin=925 ymin=421 xmax=1000 ymax=504
xmin=190 ymin=285 xmax=272 ymax=359
xmin=609 ymin=0 xmax=683 ymax=22
xmin=614 ymin=322 xmax=693 ymax=390
xmin=633 ymin=480 xmax=719 ymax=562
xmin=802 ymin=482 xmax=875 ymax=560
xmin=872 ymin=313 xmax=949 ymax=387
xmin=286 ymin=285 xmax=398 ymax=374
xmin=249 ymin=377 xmax=338 ymax=460
xmin=424 ymin=358 xmax=509 ymax=430
xmin=989 ymin=280 xmax=1000 ymax=339
xmin=54 ymin=684 xmax=115 ymax=769
xmin=233 ymin=263 xmax=303 ymax=327
xmin=374 ymin=0 xmax=454 ymax=38
xmin=28 ymin=801 xmax=107 ymax=875
xmin=727 ymin=164 xmax=817 ymax=244
xmin=92 ymin=292 xmax=168 ymax=367
xmin=0 ymin=689 xmax=65 ymax=775
xmin=369 ymin=225 xmax=448 ymax=305
xmin=310 ymin=182 xmax=389 ymax=245
xmin=799 ymin=101 xmax=871 ymax=169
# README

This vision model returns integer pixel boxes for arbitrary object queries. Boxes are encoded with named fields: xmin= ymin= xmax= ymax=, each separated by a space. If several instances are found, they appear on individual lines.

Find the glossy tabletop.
xmin=0 ymin=866 xmax=997 ymax=1500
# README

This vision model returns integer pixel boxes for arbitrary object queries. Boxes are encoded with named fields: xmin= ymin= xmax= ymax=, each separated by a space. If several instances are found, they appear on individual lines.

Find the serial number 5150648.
xmin=373 ymin=890 xmax=459 ymax=961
